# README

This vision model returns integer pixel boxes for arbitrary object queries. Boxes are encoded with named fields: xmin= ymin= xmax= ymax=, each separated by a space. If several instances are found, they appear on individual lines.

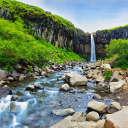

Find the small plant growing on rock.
xmin=105 ymin=70 xmax=112 ymax=79
xmin=28 ymin=66 xmax=33 ymax=73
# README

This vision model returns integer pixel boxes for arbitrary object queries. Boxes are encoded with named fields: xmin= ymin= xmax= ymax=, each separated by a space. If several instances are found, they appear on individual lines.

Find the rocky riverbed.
xmin=0 ymin=61 xmax=128 ymax=128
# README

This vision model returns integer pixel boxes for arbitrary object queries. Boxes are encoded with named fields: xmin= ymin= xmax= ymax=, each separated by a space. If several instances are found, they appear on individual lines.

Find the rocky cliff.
xmin=0 ymin=0 xmax=90 ymax=58
xmin=94 ymin=27 xmax=128 ymax=58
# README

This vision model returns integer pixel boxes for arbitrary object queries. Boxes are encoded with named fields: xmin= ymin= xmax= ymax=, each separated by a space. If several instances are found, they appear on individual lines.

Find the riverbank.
xmin=0 ymin=61 xmax=128 ymax=127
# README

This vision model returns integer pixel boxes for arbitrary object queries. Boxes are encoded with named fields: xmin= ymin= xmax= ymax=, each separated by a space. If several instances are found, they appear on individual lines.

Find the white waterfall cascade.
xmin=90 ymin=34 xmax=96 ymax=62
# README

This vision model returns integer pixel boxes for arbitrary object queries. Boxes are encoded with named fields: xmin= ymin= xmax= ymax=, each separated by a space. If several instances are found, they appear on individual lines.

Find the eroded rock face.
xmin=104 ymin=108 xmax=128 ymax=128
xmin=87 ymin=101 xmax=107 ymax=113
xmin=0 ymin=85 xmax=12 ymax=95
xmin=52 ymin=108 xmax=75 ymax=116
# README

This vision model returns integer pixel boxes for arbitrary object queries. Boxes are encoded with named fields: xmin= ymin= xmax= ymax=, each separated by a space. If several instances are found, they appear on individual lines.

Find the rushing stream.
xmin=0 ymin=65 xmax=116 ymax=128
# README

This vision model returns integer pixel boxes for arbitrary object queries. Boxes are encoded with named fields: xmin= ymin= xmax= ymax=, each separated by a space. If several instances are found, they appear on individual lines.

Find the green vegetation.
xmin=28 ymin=66 xmax=34 ymax=73
xmin=0 ymin=0 xmax=79 ymax=35
xmin=106 ymin=39 xmax=128 ymax=70
xmin=0 ymin=18 xmax=84 ymax=67
xmin=100 ymin=24 xmax=128 ymax=34
xmin=105 ymin=70 xmax=112 ymax=80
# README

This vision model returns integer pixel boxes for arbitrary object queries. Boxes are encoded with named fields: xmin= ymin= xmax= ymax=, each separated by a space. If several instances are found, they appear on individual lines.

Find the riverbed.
xmin=0 ymin=65 xmax=118 ymax=128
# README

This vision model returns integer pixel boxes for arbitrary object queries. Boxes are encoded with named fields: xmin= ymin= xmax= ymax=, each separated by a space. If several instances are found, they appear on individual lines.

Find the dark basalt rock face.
xmin=94 ymin=28 xmax=128 ymax=58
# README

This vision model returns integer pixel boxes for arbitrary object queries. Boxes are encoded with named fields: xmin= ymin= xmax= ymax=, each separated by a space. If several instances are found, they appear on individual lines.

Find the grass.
xmin=0 ymin=18 xmax=84 ymax=68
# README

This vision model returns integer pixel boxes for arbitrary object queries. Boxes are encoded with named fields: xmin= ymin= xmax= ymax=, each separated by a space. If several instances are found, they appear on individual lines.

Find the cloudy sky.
xmin=18 ymin=0 xmax=128 ymax=33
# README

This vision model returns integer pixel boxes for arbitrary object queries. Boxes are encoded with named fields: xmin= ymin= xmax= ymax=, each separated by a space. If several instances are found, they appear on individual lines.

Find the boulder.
xmin=11 ymin=70 xmax=19 ymax=80
xmin=7 ymin=76 xmax=14 ymax=81
xmin=109 ymin=80 xmax=126 ymax=93
xmin=25 ymin=85 xmax=35 ymax=91
xmin=34 ymin=83 xmax=44 ymax=90
xmin=107 ymin=102 xmax=121 ymax=114
xmin=0 ymin=85 xmax=12 ymax=95
xmin=87 ymin=101 xmax=107 ymax=113
xmin=15 ymin=64 xmax=22 ymax=73
xmin=86 ymin=111 xmax=100 ymax=121
xmin=65 ymin=73 xmax=88 ymax=86
xmin=104 ymin=64 xmax=111 ymax=71
xmin=110 ymin=71 xmax=123 ymax=82
xmin=93 ymin=94 xmax=102 ymax=100
xmin=41 ymin=71 xmax=46 ymax=76
xmin=52 ymin=108 xmax=75 ymax=116
xmin=95 ymin=62 xmax=102 ymax=67
xmin=34 ymin=66 xmax=41 ymax=74
xmin=96 ymin=76 xmax=105 ymax=83
xmin=104 ymin=108 xmax=128 ymax=128
xmin=50 ymin=116 xmax=96 ymax=128
xmin=59 ymin=84 xmax=70 ymax=92
xmin=0 ymin=69 xmax=7 ymax=80
xmin=96 ymin=119 xmax=105 ymax=128
xmin=19 ymin=74 xmax=25 ymax=81
xmin=71 ymin=112 xmax=85 ymax=122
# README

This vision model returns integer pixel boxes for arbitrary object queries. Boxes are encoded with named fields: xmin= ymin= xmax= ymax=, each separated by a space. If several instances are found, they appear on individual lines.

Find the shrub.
xmin=106 ymin=39 xmax=128 ymax=70
xmin=105 ymin=70 xmax=112 ymax=80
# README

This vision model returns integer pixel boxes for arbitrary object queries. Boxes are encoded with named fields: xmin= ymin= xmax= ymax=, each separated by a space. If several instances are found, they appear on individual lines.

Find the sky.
xmin=18 ymin=0 xmax=128 ymax=33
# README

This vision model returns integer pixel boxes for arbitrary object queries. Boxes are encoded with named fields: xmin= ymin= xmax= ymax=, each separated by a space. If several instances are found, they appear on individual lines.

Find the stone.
xmin=96 ymin=76 xmax=105 ymax=83
xmin=104 ymin=64 xmax=111 ymax=71
xmin=34 ymin=66 xmax=41 ymax=74
xmin=86 ymin=73 xmax=92 ymax=78
xmin=19 ymin=74 xmax=25 ymax=81
xmin=65 ymin=73 xmax=88 ymax=86
xmin=87 ymin=101 xmax=107 ymax=113
xmin=15 ymin=64 xmax=22 ymax=73
xmin=25 ymin=85 xmax=35 ymax=91
xmin=7 ymin=76 xmax=14 ymax=81
xmin=95 ymin=62 xmax=102 ymax=67
xmin=11 ymin=70 xmax=19 ymax=80
xmin=45 ymin=66 xmax=51 ymax=73
xmin=51 ymin=65 xmax=57 ymax=71
xmin=0 ymin=85 xmax=12 ymax=95
xmin=110 ymin=71 xmax=123 ymax=82
xmin=107 ymin=102 xmax=121 ymax=114
xmin=50 ymin=116 xmax=96 ymax=128
xmin=104 ymin=108 xmax=128 ymax=128
xmin=34 ymin=83 xmax=44 ymax=90
xmin=41 ymin=71 xmax=46 ymax=76
xmin=11 ymin=95 xmax=22 ymax=101
xmin=96 ymin=119 xmax=105 ymax=128
xmin=59 ymin=84 xmax=70 ymax=92
xmin=86 ymin=111 xmax=100 ymax=121
xmin=0 ymin=69 xmax=7 ymax=80
xmin=71 ymin=112 xmax=85 ymax=122
xmin=93 ymin=94 xmax=102 ymax=100
xmin=109 ymin=80 xmax=126 ymax=93
xmin=52 ymin=108 xmax=75 ymax=116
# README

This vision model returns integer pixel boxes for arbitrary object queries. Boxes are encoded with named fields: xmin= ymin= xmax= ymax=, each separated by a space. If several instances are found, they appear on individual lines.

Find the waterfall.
xmin=90 ymin=34 xmax=96 ymax=62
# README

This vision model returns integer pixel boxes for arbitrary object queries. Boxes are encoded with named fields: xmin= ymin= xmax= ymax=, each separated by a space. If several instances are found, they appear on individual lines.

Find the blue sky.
xmin=18 ymin=0 xmax=128 ymax=33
